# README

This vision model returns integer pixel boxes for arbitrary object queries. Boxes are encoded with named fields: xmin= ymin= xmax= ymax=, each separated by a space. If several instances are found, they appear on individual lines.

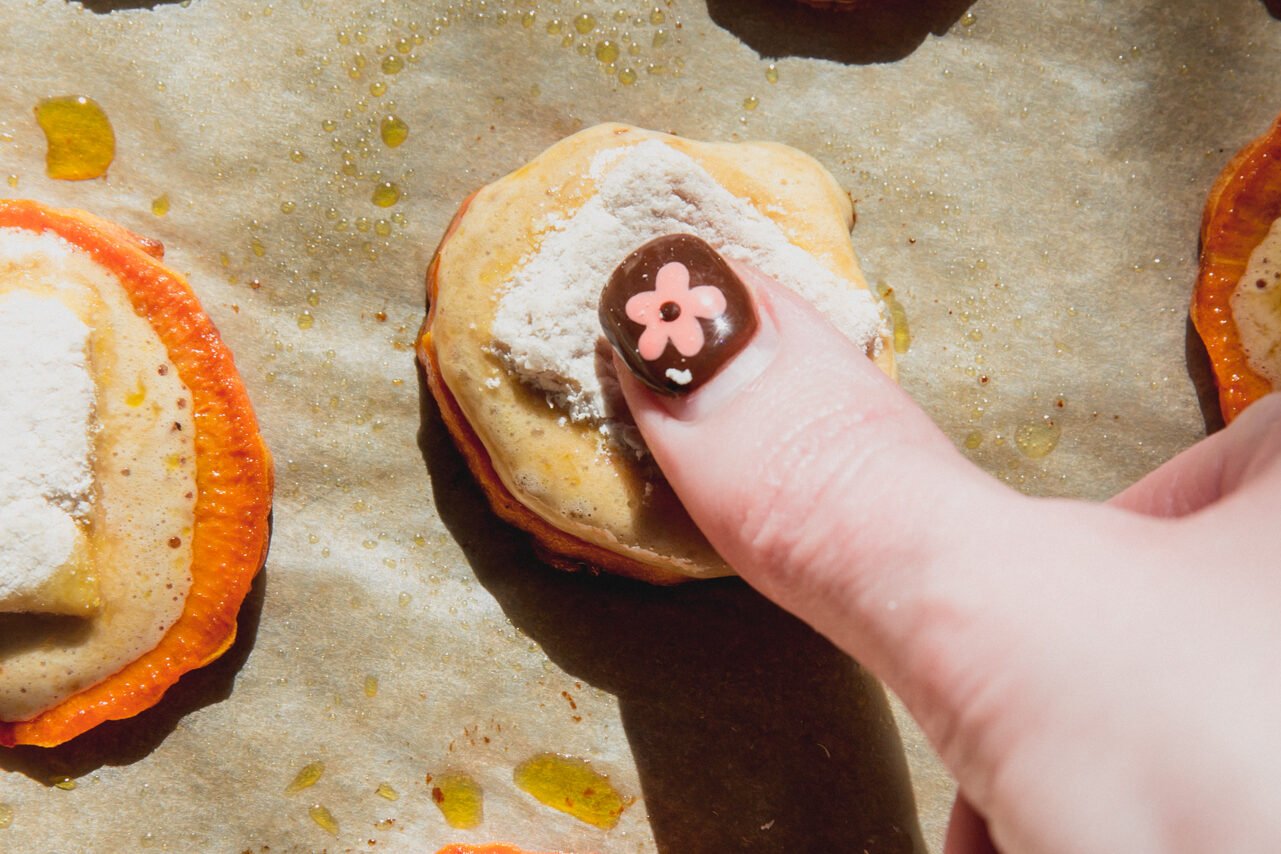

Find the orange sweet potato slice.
xmin=0 ymin=199 xmax=273 ymax=748
xmin=1192 ymin=111 xmax=1281 ymax=423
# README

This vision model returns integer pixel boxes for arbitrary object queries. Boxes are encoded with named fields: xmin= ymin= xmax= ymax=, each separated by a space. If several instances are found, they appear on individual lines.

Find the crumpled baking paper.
xmin=2 ymin=0 xmax=1279 ymax=850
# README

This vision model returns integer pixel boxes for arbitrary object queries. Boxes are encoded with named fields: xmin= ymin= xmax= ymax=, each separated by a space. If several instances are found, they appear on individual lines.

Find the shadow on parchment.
xmin=69 ymin=0 xmax=188 ymax=11
xmin=704 ymin=0 xmax=975 ymax=65
xmin=417 ymin=371 xmax=924 ymax=853
xmin=1186 ymin=316 xmax=1226 ymax=436
xmin=0 ymin=568 xmax=266 ymax=782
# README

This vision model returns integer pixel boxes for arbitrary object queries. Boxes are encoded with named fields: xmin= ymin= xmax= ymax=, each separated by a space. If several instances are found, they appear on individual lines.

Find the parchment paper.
xmin=2 ymin=0 xmax=1280 ymax=851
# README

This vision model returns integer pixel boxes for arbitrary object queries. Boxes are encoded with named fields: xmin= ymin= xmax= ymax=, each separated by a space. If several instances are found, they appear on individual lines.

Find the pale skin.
xmin=614 ymin=264 xmax=1281 ymax=854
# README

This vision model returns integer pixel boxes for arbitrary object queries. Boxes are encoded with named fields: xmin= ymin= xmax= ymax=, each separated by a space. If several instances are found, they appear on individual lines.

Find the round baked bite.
xmin=418 ymin=124 xmax=892 ymax=584
xmin=0 ymin=200 xmax=272 ymax=747
xmin=1193 ymin=111 xmax=1281 ymax=423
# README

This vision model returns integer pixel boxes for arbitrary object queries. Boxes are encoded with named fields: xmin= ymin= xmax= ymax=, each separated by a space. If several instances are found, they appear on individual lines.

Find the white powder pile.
xmin=0 ymin=290 xmax=96 ymax=605
xmin=490 ymin=140 xmax=885 ymax=423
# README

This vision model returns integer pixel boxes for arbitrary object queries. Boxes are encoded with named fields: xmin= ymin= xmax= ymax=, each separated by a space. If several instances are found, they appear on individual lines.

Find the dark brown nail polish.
xmin=599 ymin=234 xmax=758 ymax=396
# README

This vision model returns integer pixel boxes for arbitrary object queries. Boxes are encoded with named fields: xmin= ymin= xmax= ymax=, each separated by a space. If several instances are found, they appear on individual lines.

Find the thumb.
xmin=604 ymin=242 xmax=1031 ymax=708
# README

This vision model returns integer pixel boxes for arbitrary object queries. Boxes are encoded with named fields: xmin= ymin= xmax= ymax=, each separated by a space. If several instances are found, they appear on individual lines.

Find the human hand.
xmin=605 ymin=250 xmax=1281 ymax=853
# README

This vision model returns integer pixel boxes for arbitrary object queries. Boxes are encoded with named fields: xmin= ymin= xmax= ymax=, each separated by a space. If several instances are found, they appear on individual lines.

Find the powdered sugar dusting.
xmin=491 ymin=140 xmax=884 ymax=423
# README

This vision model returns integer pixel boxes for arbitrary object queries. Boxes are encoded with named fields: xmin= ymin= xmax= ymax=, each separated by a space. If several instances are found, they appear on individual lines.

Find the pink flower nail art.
xmin=624 ymin=261 xmax=728 ymax=360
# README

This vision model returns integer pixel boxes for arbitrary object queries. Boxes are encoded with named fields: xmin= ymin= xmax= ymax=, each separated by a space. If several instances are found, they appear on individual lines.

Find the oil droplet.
xmin=379 ymin=114 xmax=409 ymax=147
xmin=286 ymin=761 xmax=325 ymax=794
xmin=765 ymin=63 xmax=779 ymax=84
xmin=52 ymin=777 xmax=77 ymax=791
xmin=521 ymin=11 xmax=536 ymax=28
xmin=961 ymin=11 xmax=977 ymax=26
xmin=398 ymin=591 xmax=412 ymax=606
xmin=595 ymin=40 xmax=620 ymax=63
xmin=876 ymin=284 xmax=912 ymax=354
xmin=34 ymin=96 xmax=115 ymax=181
xmin=369 ymin=81 xmax=387 ymax=97
xmin=381 ymin=55 xmax=404 ymax=74
xmin=513 ymin=754 xmax=630 ymax=829
xmin=355 ymin=216 xmax=371 ymax=233
xmin=963 ymin=431 xmax=983 ymax=450
xmin=280 ymin=200 xmax=296 ymax=214
xmin=652 ymin=28 xmax=668 ymax=47
xmin=297 ymin=311 xmax=315 ymax=330
xmin=968 ymin=329 xmax=984 ymax=342
xmin=618 ymin=67 xmax=637 ymax=86
xmin=125 ymin=376 xmax=147 ymax=407
xmin=1015 ymin=419 xmax=1061 ymax=459
xmin=743 ymin=95 xmax=759 ymax=111
xmin=165 ymin=453 xmax=181 ymax=471
xmin=374 ymin=218 xmax=392 ymax=237
xmin=289 ymin=149 xmax=306 ymax=163
xmin=306 ymin=289 xmax=321 ymax=307
xmin=650 ymin=7 xmax=666 ymax=25
xmin=151 ymin=194 xmax=170 ymax=217
xmin=546 ymin=17 xmax=563 ymax=35
xmin=321 ymin=118 xmax=338 ymax=132
xmin=375 ymin=782 xmax=399 ymax=801
xmin=371 ymin=181 xmax=401 ymax=207
xmin=573 ymin=13 xmax=596 ymax=34
xmin=363 ymin=674 xmax=378 ymax=697
xmin=5 ymin=175 xmax=17 ymax=189
xmin=430 ymin=772 xmax=484 ymax=829
xmin=308 ymin=804 xmax=339 ymax=836
xmin=0 ymin=803 xmax=13 ymax=829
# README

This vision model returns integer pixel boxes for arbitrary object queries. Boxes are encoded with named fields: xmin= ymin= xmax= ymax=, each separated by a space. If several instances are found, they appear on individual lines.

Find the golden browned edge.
xmin=417 ymin=193 xmax=690 ymax=586
xmin=416 ymin=125 xmax=894 ymax=584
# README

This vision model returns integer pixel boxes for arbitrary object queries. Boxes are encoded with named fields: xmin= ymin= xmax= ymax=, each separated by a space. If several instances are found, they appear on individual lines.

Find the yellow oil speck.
xmin=52 ymin=777 xmax=77 ymax=791
xmin=371 ymin=181 xmax=401 ymax=207
xmin=743 ymin=95 xmax=759 ymax=111
xmin=375 ymin=782 xmax=399 ymax=801
xmin=165 ymin=453 xmax=181 ymax=471
xmin=595 ymin=40 xmax=620 ymax=63
xmin=430 ymin=772 xmax=484 ymax=829
xmin=398 ymin=591 xmax=412 ymax=606
xmin=961 ymin=11 xmax=977 ymax=26
xmin=618 ymin=67 xmax=638 ymax=86
xmin=251 ymin=238 xmax=266 ymax=258
xmin=297 ymin=311 xmax=315 ymax=330
xmin=306 ymin=289 xmax=320 ymax=307
xmin=5 ymin=175 xmax=17 ymax=188
xmin=35 ymin=96 xmax=115 ymax=181
xmin=1015 ymin=419 xmax=1061 ymax=459
xmin=574 ymin=13 xmax=596 ymax=34
xmin=546 ymin=17 xmax=563 ymax=35
xmin=374 ymin=218 xmax=392 ymax=237
xmin=280 ymin=201 xmax=296 ymax=214
xmin=513 ymin=754 xmax=631 ymax=829
xmin=363 ymin=674 xmax=378 ymax=697
xmin=521 ymin=11 xmax=536 ymax=28
xmin=286 ymin=761 xmax=325 ymax=794
xmin=650 ymin=7 xmax=666 ymax=25
xmin=963 ymin=431 xmax=983 ymax=450
xmin=321 ymin=118 xmax=338 ymax=132
xmin=308 ymin=804 xmax=338 ymax=836
xmin=652 ymin=28 xmax=668 ymax=48
xmin=151 ymin=194 xmax=170 ymax=217
xmin=765 ymin=63 xmax=779 ymax=84
xmin=0 ymin=803 xmax=12 ymax=828
xmin=381 ymin=55 xmax=404 ymax=74
xmin=369 ymin=80 xmax=387 ymax=97
xmin=968 ymin=329 xmax=984 ymax=342
xmin=355 ymin=216 xmax=371 ymax=233
xmin=125 ymin=376 xmax=147 ymax=407
xmin=876 ymin=284 xmax=912 ymax=354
